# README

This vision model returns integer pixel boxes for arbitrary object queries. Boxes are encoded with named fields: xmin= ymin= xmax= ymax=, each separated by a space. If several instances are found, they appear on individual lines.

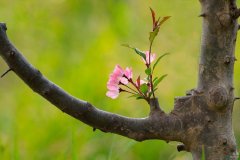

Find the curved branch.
xmin=0 ymin=23 xmax=183 ymax=142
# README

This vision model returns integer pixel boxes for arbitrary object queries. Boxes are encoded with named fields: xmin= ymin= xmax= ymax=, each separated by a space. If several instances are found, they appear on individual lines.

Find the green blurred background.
xmin=0 ymin=0 xmax=239 ymax=159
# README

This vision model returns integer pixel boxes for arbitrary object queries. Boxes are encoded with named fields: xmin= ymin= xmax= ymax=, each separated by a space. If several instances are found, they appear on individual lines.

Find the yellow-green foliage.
xmin=0 ymin=0 xmax=239 ymax=159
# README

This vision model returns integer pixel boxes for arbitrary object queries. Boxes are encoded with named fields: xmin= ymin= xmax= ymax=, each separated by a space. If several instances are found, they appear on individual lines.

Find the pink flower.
xmin=111 ymin=65 xmax=124 ymax=79
xmin=124 ymin=67 xmax=132 ymax=79
xmin=144 ymin=51 xmax=156 ymax=65
xmin=108 ymin=65 xmax=124 ymax=83
xmin=106 ymin=65 xmax=124 ymax=99
xmin=106 ymin=65 xmax=132 ymax=99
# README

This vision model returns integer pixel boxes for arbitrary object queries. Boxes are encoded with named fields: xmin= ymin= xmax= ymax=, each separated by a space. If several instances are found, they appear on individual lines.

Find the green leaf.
xmin=121 ymin=44 xmax=134 ymax=49
xmin=140 ymin=84 xmax=149 ymax=94
xmin=149 ymin=27 xmax=160 ymax=44
xmin=128 ymin=94 xmax=142 ymax=98
xmin=128 ymin=94 xmax=144 ymax=100
xmin=152 ymin=53 xmax=170 ymax=72
xmin=153 ymin=74 xmax=167 ymax=88
xmin=136 ymin=96 xmax=145 ymax=100
xmin=153 ymin=77 xmax=158 ymax=83
xmin=145 ymin=68 xmax=152 ymax=76
xmin=134 ymin=48 xmax=146 ymax=60
xmin=122 ymin=44 xmax=146 ymax=60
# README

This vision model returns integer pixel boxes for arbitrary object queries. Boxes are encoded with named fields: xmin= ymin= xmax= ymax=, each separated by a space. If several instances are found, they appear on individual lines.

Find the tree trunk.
xmin=0 ymin=0 xmax=239 ymax=159
xmin=191 ymin=0 xmax=239 ymax=159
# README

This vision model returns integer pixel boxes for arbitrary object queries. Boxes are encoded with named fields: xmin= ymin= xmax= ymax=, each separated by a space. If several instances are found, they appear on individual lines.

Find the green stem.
xmin=129 ymin=79 xmax=148 ymax=101
xmin=121 ymin=89 xmax=137 ymax=95
xmin=121 ymin=83 xmax=139 ymax=94
xmin=148 ymin=41 xmax=155 ymax=98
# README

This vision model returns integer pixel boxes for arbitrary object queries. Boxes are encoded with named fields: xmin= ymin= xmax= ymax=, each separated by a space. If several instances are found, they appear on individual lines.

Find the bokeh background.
xmin=0 ymin=0 xmax=239 ymax=159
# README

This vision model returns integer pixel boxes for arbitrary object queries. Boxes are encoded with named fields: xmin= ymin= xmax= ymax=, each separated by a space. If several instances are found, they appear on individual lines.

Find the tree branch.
xmin=0 ymin=23 xmax=183 ymax=142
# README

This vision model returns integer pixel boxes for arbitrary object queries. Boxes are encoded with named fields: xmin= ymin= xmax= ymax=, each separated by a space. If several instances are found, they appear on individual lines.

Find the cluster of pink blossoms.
xmin=106 ymin=51 xmax=156 ymax=99
xmin=106 ymin=65 xmax=132 ymax=99
xmin=106 ymin=8 xmax=169 ymax=102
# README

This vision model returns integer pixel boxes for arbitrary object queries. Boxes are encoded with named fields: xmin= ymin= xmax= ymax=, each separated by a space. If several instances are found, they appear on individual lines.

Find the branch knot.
xmin=207 ymin=86 xmax=228 ymax=111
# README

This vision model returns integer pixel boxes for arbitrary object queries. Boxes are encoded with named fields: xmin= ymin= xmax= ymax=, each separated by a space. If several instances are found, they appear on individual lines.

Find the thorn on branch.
xmin=234 ymin=97 xmax=240 ymax=102
xmin=198 ymin=13 xmax=206 ymax=18
xmin=177 ymin=144 xmax=186 ymax=152
xmin=1 ymin=68 xmax=12 ymax=78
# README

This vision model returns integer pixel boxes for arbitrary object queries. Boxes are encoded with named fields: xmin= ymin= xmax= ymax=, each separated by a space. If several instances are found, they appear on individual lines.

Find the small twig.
xmin=1 ymin=68 xmax=12 ymax=78
xmin=235 ymin=9 xmax=240 ymax=18
xmin=198 ymin=13 xmax=206 ymax=17
xmin=231 ymin=8 xmax=240 ymax=19
xmin=234 ymin=97 xmax=240 ymax=102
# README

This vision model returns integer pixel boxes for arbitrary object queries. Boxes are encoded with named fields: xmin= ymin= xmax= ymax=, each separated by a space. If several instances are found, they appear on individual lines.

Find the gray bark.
xmin=0 ymin=0 xmax=239 ymax=159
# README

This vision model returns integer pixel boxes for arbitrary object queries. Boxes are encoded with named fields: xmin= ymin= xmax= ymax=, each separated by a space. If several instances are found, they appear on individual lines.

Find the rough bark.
xmin=193 ymin=0 xmax=239 ymax=159
xmin=0 ymin=0 xmax=239 ymax=159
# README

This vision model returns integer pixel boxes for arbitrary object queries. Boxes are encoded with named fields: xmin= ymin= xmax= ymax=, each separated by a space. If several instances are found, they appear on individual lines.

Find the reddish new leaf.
xmin=159 ymin=16 xmax=171 ymax=26
xmin=150 ymin=8 xmax=156 ymax=31
xmin=137 ymin=76 xmax=141 ymax=88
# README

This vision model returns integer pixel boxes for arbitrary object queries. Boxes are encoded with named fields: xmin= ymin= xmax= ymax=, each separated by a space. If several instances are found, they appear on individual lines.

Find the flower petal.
xmin=124 ymin=67 xmax=132 ymax=79
xmin=106 ymin=90 xmax=119 ymax=99
xmin=120 ymin=77 xmax=128 ymax=85
xmin=151 ymin=53 xmax=156 ymax=63
xmin=107 ymin=84 xmax=119 ymax=91
xmin=107 ymin=65 xmax=125 ymax=87
xmin=113 ymin=65 xmax=124 ymax=77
